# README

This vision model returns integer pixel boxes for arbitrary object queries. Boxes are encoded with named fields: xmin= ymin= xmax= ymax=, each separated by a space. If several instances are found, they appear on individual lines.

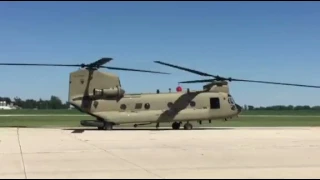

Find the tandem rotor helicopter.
xmin=1 ymin=57 xmax=320 ymax=130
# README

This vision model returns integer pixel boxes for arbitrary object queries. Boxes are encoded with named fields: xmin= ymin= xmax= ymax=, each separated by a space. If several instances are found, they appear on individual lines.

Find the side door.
xmin=210 ymin=97 xmax=220 ymax=109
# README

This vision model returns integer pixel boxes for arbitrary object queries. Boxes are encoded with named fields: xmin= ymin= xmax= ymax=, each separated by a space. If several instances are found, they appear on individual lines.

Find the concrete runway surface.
xmin=1 ymin=127 xmax=320 ymax=179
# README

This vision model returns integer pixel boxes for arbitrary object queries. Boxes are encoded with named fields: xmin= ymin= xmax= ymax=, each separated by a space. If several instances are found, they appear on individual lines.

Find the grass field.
xmin=1 ymin=109 xmax=320 ymax=128
xmin=1 ymin=109 xmax=320 ymax=115
xmin=0 ymin=109 xmax=82 ymax=114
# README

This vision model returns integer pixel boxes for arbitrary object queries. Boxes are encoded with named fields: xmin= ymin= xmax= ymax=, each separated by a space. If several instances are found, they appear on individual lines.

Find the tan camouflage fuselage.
xmin=68 ymin=69 xmax=241 ymax=125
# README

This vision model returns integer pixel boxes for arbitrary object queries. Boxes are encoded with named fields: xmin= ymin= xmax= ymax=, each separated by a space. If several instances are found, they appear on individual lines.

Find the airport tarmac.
xmin=1 ymin=127 xmax=320 ymax=179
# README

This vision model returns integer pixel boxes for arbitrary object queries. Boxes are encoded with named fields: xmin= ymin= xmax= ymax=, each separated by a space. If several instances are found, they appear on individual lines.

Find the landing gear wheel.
xmin=97 ymin=127 xmax=104 ymax=130
xmin=172 ymin=122 xmax=181 ymax=130
xmin=183 ymin=123 xmax=193 ymax=130
xmin=103 ymin=123 xmax=113 ymax=130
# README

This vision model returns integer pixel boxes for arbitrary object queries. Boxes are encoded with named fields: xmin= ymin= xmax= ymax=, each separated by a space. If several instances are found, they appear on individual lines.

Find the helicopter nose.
xmin=235 ymin=104 xmax=242 ymax=114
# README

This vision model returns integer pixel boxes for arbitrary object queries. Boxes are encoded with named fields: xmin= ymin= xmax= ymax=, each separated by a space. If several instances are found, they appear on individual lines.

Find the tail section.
xmin=68 ymin=68 xmax=122 ymax=112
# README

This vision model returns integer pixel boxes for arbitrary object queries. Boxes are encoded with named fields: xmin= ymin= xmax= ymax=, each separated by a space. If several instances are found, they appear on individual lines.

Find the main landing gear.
xmin=97 ymin=120 xmax=114 ymax=130
xmin=80 ymin=119 xmax=114 ymax=130
xmin=171 ymin=121 xmax=193 ymax=130
xmin=183 ymin=122 xmax=193 ymax=130
xmin=172 ymin=122 xmax=181 ymax=129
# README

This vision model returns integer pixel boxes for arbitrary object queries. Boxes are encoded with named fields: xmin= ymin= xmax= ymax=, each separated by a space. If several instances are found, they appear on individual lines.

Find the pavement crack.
xmin=64 ymin=132 xmax=164 ymax=179
xmin=17 ymin=128 xmax=27 ymax=179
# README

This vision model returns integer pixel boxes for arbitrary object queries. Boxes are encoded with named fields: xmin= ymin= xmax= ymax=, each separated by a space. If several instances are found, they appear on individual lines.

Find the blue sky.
xmin=0 ymin=2 xmax=320 ymax=107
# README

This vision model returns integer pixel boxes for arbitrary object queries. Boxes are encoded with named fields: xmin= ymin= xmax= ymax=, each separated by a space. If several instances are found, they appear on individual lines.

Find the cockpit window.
xmin=118 ymin=79 xmax=122 ymax=87
xmin=228 ymin=97 xmax=235 ymax=105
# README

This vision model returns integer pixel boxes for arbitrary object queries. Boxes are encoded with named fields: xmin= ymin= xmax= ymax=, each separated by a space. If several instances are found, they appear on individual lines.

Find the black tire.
xmin=104 ymin=123 xmax=113 ymax=130
xmin=183 ymin=123 xmax=193 ymax=130
xmin=105 ymin=125 xmax=113 ymax=130
xmin=171 ymin=122 xmax=180 ymax=130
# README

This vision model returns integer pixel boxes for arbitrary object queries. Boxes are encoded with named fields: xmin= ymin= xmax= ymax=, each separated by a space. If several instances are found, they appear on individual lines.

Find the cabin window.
xmin=190 ymin=101 xmax=196 ymax=107
xmin=210 ymin=98 xmax=220 ymax=109
xmin=144 ymin=103 xmax=150 ymax=110
xmin=167 ymin=102 xmax=173 ymax=108
xmin=135 ymin=103 xmax=142 ymax=109
xmin=120 ymin=104 xmax=126 ymax=110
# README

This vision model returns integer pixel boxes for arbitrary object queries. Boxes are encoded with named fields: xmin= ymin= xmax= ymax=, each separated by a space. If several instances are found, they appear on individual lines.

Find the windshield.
xmin=228 ymin=96 xmax=235 ymax=105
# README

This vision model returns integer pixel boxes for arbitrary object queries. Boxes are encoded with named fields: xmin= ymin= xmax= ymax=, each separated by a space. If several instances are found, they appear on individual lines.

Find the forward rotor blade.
xmin=0 ymin=63 xmax=81 ymax=67
xmin=154 ymin=61 xmax=215 ymax=77
xmin=180 ymin=77 xmax=320 ymax=88
xmin=229 ymin=78 xmax=320 ymax=88
xmin=101 ymin=66 xmax=170 ymax=74
xmin=153 ymin=60 xmax=320 ymax=89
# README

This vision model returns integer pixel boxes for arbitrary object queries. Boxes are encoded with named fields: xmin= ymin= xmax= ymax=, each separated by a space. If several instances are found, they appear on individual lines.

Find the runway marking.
xmin=16 ymin=128 xmax=27 ymax=179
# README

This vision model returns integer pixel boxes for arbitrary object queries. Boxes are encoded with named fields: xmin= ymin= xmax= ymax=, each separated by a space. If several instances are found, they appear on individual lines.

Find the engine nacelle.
xmin=93 ymin=87 xmax=125 ymax=98
xmin=203 ymin=81 xmax=229 ymax=93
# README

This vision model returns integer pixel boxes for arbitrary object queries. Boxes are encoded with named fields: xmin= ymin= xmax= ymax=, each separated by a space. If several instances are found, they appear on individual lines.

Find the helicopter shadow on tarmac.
xmin=63 ymin=127 xmax=234 ymax=134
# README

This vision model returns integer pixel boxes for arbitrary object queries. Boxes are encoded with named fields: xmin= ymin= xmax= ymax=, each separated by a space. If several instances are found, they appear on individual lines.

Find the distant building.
xmin=69 ymin=104 xmax=75 ymax=110
xmin=0 ymin=101 xmax=17 ymax=110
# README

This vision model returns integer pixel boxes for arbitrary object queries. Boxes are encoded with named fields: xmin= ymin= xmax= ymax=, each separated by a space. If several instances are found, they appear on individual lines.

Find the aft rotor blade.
xmin=0 ymin=63 xmax=82 ymax=67
xmin=179 ymin=79 xmax=213 ymax=84
xmin=101 ymin=66 xmax=171 ymax=74
xmin=154 ymin=61 xmax=215 ymax=77
xmin=88 ymin=57 xmax=113 ymax=67
xmin=229 ymin=78 xmax=320 ymax=88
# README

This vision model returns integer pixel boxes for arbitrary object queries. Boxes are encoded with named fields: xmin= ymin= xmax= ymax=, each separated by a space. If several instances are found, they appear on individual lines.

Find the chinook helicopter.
xmin=1 ymin=57 xmax=320 ymax=130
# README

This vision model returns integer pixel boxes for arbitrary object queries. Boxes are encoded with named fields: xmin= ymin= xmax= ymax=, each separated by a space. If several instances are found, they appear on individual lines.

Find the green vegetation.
xmin=1 ymin=95 xmax=70 ymax=109
xmin=1 ymin=95 xmax=320 ymax=112
xmin=0 ymin=109 xmax=82 ymax=114
xmin=241 ymin=110 xmax=320 ymax=115
xmin=1 ymin=95 xmax=320 ymax=128
xmin=1 ymin=109 xmax=320 ymax=115
xmin=0 ymin=116 xmax=89 ymax=128
xmin=0 ymin=114 xmax=320 ymax=128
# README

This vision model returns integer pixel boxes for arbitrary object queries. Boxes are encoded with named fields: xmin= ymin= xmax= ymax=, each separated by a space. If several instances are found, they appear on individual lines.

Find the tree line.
xmin=0 ymin=96 xmax=70 ymax=109
xmin=0 ymin=96 xmax=320 ymax=110
xmin=243 ymin=105 xmax=320 ymax=111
